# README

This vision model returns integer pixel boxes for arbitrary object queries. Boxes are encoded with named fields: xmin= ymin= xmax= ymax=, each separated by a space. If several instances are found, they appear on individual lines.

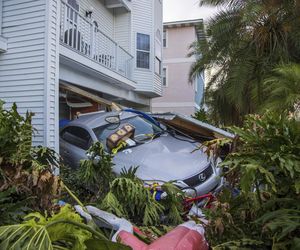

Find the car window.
xmin=93 ymin=116 xmax=162 ymax=149
xmin=61 ymin=126 xmax=92 ymax=150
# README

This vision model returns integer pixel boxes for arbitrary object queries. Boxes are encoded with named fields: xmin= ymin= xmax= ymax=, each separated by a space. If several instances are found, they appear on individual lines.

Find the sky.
xmin=163 ymin=0 xmax=218 ymax=22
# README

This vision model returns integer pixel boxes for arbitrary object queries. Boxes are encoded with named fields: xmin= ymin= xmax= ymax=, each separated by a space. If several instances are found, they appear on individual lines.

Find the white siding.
xmin=45 ymin=0 xmax=60 ymax=150
xmin=130 ymin=0 xmax=162 ymax=97
xmin=114 ymin=8 xmax=131 ymax=51
xmin=131 ymin=0 xmax=154 ymax=93
xmin=0 ymin=0 xmax=59 ymax=150
xmin=80 ymin=0 xmax=114 ymax=39
xmin=153 ymin=0 xmax=163 ymax=95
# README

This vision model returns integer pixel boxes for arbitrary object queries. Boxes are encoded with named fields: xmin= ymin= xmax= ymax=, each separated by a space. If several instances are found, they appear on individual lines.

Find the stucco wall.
xmin=152 ymin=25 xmax=201 ymax=116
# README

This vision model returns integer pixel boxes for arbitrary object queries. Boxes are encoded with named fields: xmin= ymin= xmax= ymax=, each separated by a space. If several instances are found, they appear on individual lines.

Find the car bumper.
xmin=179 ymin=167 xmax=224 ymax=196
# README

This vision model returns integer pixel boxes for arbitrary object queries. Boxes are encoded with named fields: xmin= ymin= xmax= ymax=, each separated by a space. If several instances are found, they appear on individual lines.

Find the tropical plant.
xmin=99 ymin=166 xmax=184 ymax=226
xmin=78 ymin=142 xmax=115 ymax=198
xmin=190 ymin=0 xmax=300 ymax=125
xmin=263 ymin=64 xmax=300 ymax=114
xmin=60 ymin=142 xmax=115 ymax=203
xmin=192 ymin=108 xmax=211 ymax=124
xmin=0 ymin=204 xmax=129 ymax=250
xmin=100 ymin=174 xmax=163 ymax=226
xmin=0 ymin=101 xmax=62 ymax=220
xmin=203 ymin=111 xmax=300 ymax=249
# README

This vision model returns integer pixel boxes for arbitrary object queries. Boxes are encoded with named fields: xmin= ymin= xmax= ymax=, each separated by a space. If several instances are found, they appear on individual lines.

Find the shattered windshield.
xmin=93 ymin=116 xmax=163 ymax=150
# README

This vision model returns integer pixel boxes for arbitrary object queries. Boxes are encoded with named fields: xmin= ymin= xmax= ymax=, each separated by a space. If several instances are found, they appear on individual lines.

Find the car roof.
xmin=67 ymin=111 xmax=138 ymax=129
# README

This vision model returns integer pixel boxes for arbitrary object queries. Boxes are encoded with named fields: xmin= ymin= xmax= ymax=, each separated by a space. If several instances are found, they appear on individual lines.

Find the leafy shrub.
xmin=205 ymin=112 xmax=300 ymax=249
xmin=0 ymin=102 xmax=62 ymax=224
xmin=0 ymin=204 xmax=129 ymax=249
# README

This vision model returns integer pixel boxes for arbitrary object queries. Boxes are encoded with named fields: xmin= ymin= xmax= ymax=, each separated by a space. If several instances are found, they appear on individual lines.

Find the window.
xmin=61 ymin=126 xmax=92 ymax=150
xmin=136 ymin=33 xmax=150 ymax=69
xmin=163 ymin=30 xmax=167 ymax=48
xmin=155 ymin=30 xmax=162 ymax=75
xmin=162 ymin=67 xmax=167 ymax=87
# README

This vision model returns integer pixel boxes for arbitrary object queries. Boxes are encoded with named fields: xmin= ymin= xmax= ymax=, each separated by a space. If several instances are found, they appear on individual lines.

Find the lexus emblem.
xmin=199 ymin=173 xmax=207 ymax=182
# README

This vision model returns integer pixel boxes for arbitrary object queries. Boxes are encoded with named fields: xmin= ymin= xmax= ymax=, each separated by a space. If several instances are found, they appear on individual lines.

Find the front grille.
xmin=183 ymin=164 xmax=214 ymax=187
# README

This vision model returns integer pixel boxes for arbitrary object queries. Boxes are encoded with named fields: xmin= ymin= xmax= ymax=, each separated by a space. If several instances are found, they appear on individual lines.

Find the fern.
xmin=101 ymin=177 xmax=164 ymax=226
xmin=161 ymin=182 xmax=184 ymax=225
xmin=75 ymin=142 xmax=115 ymax=200
xmin=120 ymin=166 xmax=141 ymax=183
xmin=100 ymin=192 xmax=127 ymax=218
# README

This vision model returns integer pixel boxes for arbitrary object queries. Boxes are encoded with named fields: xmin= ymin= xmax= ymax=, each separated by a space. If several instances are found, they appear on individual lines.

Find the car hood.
xmin=113 ymin=134 xmax=211 ymax=182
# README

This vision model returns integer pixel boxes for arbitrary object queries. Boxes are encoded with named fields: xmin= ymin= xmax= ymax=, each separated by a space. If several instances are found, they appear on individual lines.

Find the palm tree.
xmin=190 ymin=0 xmax=300 ymax=125
xmin=263 ymin=64 xmax=300 ymax=114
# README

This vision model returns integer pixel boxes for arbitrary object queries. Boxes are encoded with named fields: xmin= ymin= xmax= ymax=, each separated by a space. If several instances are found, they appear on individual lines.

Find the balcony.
xmin=59 ymin=1 xmax=133 ymax=81
xmin=105 ymin=0 xmax=132 ymax=12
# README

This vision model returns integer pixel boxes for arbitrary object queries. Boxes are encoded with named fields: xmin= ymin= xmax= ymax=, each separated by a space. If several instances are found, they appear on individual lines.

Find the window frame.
xmin=136 ymin=33 xmax=151 ymax=70
xmin=163 ymin=29 xmax=167 ymax=48
xmin=155 ymin=29 xmax=162 ymax=76
xmin=162 ymin=66 xmax=168 ymax=87
xmin=60 ymin=126 xmax=92 ymax=150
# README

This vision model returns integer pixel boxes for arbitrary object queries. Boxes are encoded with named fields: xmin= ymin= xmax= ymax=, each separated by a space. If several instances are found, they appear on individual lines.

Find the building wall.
xmin=152 ymin=0 xmax=163 ymax=95
xmin=131 ymin=0 xmax=154 ymax=93
xmin=0 ymin=0 xmax=60 ymax=149
xmin=130 ymin=0 xmax=162 ymax=96
xmin=114 ymin=8 xmax=131 ymax=51
xmin=0 ymin=0 xmax=162 ymax=151
xmin=80 ymin=0 xmax=114 ymax=39
xmin=152 ymin=25 xmax=202 ymax=116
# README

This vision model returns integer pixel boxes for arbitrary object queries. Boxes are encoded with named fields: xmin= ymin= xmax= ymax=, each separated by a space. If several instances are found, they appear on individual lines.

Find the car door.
xmin=60 ymin=126 xmax=92 ymax=168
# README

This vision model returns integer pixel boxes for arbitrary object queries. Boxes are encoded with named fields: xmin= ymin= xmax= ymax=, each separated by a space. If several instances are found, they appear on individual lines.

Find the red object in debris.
xmin=183 ymin=193 xmax=215 ymax=211
xmin=118 ymin=221 xmax=209 ymax=250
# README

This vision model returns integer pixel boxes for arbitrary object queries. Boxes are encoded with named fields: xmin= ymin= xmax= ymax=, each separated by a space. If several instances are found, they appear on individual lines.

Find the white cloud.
xmin=163 ymin=0 xmax=218 ymax=22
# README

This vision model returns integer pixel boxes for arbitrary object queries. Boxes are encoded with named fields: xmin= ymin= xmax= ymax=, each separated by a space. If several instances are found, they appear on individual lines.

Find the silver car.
xmin=59 ymin=111 xmax=223 ymax=195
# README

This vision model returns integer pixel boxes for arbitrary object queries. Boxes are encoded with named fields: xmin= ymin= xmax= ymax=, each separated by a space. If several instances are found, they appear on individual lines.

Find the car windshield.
xmin=93 ymin=115 xmax=163 ymax=150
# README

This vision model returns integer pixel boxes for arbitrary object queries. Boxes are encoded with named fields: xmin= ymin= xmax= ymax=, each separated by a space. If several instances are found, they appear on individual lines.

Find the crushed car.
xmin=60 ymin=110 xmax=234 ymax=195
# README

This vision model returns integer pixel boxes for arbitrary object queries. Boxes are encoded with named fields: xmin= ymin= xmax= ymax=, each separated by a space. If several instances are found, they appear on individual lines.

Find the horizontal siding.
xmin=153 ymin=0 xmax=163 ymax=95
xmin=131 ymin=0 xmax=154 ymax=93
xmin=46 ymin=0 xmax=59 ymax=150
xmin=114 ymin=8 xmax=131 ymax=51
xmin=0 ymin=0 xmax=47 ymax=147
xmin=80 ymin=0 xmax=114 ymax=39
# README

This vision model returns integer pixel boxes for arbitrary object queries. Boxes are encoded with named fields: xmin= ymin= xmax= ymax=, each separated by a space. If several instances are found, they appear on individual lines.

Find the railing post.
xmin=90 ymin=22 xmax=94 ymax=59
xmin=60 ymin=0 xmax=134 ymax=81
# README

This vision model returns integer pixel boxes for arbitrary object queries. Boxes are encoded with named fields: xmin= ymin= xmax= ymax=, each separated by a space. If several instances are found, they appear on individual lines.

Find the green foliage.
xmin=0 ymin=188 xmax=32 ymax=226
xmin=192 ymin=108 xmax=211 ymax=124
xmin=120 ymin=166 xmax=141 ymax=182
xmin=263 ymin=64 xmax=300 ymax=114
xmin=205 ymin=112 xmax=300 ymax=249
xmin=61 ymin=142 xmax=115 ymax=203
xmin=101 ymin=177 xmax=164 ymax=226
xmin=0 ymin=101 xmax=33 ymax=166
xmin=0 ymin=205 xmax=129 ymax=250
xmin=190 ymin=0 xmax=300 ymax=125
xmin=79 ymin=142 xmax=115 ymax=187
xmin=0 ymin=101 xmax=62 ymax=223
xmin=160 ymin=182 xmax=184 ymax=225
xmin=222 ymin=112 xmax=300 ymax=196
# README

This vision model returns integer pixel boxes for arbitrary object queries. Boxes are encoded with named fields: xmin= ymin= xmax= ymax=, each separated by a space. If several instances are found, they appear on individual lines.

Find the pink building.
xmin=151 ymin=19 xmax=204 ymax=116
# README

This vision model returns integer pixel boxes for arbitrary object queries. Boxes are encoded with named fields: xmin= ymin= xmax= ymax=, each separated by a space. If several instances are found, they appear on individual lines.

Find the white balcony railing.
xmin=60 ymin=1 xmax=133 ymax=80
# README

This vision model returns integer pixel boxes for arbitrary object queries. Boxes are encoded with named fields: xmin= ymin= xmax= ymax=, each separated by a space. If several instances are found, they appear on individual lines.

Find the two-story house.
xmin=151 ymin=19 xmax=204 ymax=116
xmin=0 ymin=0 xmax=163 ymax=152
